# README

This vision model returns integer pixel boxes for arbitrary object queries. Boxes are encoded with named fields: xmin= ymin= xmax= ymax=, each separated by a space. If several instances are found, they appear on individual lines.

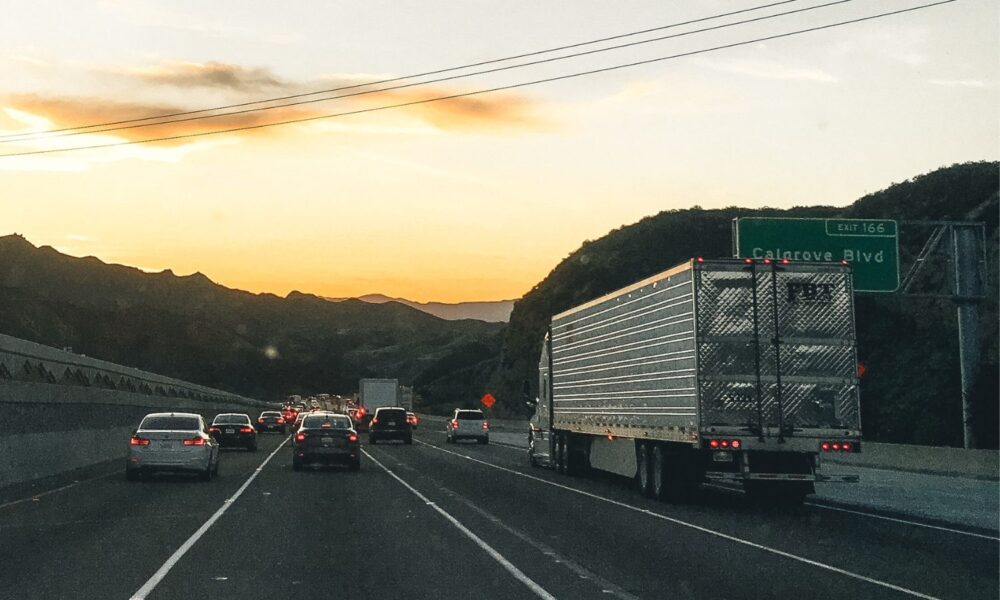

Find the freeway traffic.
xmin=0 ymin=427 xmax=995 ymax=600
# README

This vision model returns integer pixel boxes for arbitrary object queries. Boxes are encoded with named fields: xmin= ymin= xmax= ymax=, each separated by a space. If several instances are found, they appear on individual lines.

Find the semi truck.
xmin=527 ymin=258 xmax=861 ymax=502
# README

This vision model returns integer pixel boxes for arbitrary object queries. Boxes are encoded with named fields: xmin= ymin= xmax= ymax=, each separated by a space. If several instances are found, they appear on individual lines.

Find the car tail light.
xmin=371 ymin=418 xmax=379 ymax=426
xmin=208 ymin=427 xmax=221 ymax=434
xmin=482 ymin=421 xmax=489 ymax=430
xmin=450 ymin=419 xmax=459 ymax=429
xmin=295 ymin=432 xmax=306 ymax=442
xmin=258 ymin=418 xmax=264 ymax=423
xmin=130 ymin=436 xmax=151 ymax=446
xmin=239 ymin=426 xmax=254 ymax=433
xmin=277 ymin=418 xmax=285 ymax=424
xmin=348 ymin=433 xmax=358 ymax=442
xmin=183 ymin=437 xmax=206 ymax=446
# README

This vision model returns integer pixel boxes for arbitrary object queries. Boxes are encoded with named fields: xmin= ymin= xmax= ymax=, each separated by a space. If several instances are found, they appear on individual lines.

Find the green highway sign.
xmin=733 ymin=217 xmax=899 ymax=292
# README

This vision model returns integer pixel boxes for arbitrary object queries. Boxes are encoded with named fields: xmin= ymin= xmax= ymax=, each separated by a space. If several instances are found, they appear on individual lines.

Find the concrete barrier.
xmin=0 ymin=335 xmax=268 ymax=487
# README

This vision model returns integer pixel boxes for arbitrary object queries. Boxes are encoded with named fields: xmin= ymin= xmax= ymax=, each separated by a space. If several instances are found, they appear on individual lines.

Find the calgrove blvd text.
xmin=751 ymin=248 xmax=888 ymax=263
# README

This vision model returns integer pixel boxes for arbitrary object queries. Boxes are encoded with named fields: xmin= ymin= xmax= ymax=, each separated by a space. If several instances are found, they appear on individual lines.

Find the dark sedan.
xmin=256 ymin=411 xmax=287 ymax=434
xmin=292 ymin=413 xmax=360 ymax=471
xmin=209 ymin=413 xmax=257 ymax=451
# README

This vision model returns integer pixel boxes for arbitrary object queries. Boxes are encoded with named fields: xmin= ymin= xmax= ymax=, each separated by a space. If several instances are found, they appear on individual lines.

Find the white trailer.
xmin=359 ymin=379 xmax=400 ymax=412
xmin=527 ymin=258 xmax=861 ymax=502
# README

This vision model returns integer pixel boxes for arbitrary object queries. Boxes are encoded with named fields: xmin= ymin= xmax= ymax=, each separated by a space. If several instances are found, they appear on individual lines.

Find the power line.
xmin=0 ymin=0 xmax=956 ymax=159
xmin=0 ymin=0 xmax=801 ymax=141
xmin=1 ymin=0 xmax=857 ymax=144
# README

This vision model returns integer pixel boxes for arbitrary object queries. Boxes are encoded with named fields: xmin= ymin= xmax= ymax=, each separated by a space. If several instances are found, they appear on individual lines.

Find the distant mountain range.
xmin=326 ymin=294 xmax=514 ymax=322
xmin=0 ymin=236 xmax=503 ymax=408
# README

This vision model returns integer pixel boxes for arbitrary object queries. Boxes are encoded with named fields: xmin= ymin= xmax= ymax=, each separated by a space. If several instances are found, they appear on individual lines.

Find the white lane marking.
xmin=416 ymin=440 xmax=943 ymax=600
xmin=362 ymin=449 xmax=556 ymax=600
xmin=703 ymin=482 xmax=1000 ymax=542
xmin=806 ymin=501 xmax=1000 ymax=542
xmin=0 ymin=472 xmax=117 ymax=510
xmin=129 ymin=438 xmax=288 ymax=600
xmin=373 ymin=448 xmax=636 ymax=600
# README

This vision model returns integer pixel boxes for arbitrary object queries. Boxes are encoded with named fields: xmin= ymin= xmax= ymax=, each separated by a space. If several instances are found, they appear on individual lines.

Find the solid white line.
xmin=703 ymin=482 xmax=1000 ymax=542
xmin=129 ymin=438 xmax=288 ymax=600
xmin=362 ymin=449 xmax=556 ymax=600
xmin=416 ymin=440 xmax=943 ymax=600
xmin=0 ymin=472 xmax=117 ymax=510
xmin=806 ymin=501 xmax=1000 ymax=542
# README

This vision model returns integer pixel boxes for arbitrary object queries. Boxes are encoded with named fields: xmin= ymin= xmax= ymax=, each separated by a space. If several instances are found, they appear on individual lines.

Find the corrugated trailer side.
xmin=549 ymin=261 xmax=701 ymax=443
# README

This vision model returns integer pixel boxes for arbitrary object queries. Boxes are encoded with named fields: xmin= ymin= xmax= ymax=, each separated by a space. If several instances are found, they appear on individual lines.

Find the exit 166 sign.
xmin=734 ymin=217 xmax=899 ymax=292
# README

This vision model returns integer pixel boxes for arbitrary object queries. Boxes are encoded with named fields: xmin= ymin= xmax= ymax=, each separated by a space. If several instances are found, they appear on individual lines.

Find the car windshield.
xmin=457 ymin=411 xmax=484 ymax=420
xmin=213 ymin=415 xmax=249 ymax=425
xmin=140 ymin=416 xmax=200 ymax=431
xmin=303 ymin=416 xmax=351 ymax=429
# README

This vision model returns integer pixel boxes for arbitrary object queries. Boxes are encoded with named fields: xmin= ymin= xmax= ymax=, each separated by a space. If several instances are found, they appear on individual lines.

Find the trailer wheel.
xmin=636 ymin=443 xmax=653 ymax=497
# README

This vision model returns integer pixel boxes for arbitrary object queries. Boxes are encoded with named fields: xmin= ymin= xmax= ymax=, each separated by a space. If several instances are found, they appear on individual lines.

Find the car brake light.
xmin=295 ymin=432 xmax=306 ymax=442
xmin=450 ymin=419 xmax=459 ymax=429
xmin=130 ymin=436 xmax=151 ymax=446
xmin=348 ymin=433 xmax=358 ymax=442
xmin=277 ymin=418 xmax=285 ymax=424
xmin=183 ymin=437 xmax=206 ymax=446
xmin=239 ymin=426 xmax=254 ymax=433
xmin=483 ymin=421 xmax=489 ymax=430
xmin=258 ymin=418 xmax=264 ymax=423
xmin=208 ymin=427 xmax=221 ymax=434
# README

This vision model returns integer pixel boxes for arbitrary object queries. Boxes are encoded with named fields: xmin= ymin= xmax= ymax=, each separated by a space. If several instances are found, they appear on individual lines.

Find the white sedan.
xmin=126 ymin=412 xmax=220 ymax=481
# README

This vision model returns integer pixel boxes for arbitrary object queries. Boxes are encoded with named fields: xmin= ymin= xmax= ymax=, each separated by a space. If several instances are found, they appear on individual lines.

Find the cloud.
xmin=695 ymin=58 xmax=837 ymax=83
xmin=100 ymin=61 xmax=288 ymax=92
xmin=928 ymin=79 xmax=991 ymax=88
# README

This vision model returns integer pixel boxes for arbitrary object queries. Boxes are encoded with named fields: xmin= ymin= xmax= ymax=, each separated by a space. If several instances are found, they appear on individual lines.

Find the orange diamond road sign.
xmin=480 ymin=393 xmax=496 ymax=409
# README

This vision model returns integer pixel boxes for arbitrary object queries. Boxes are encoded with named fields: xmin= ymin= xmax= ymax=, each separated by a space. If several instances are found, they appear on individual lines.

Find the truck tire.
xmin=636 ymin=443 xmax=653 ymax=497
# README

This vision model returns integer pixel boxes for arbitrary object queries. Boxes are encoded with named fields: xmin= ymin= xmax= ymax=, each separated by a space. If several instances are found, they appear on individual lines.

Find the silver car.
xmin=126 ymin=412 xmax=220 ymax=481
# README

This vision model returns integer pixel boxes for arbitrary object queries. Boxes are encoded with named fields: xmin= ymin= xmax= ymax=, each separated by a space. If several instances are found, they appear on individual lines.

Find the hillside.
xmin=326 ymin=294 xmax=514 ymax=322
xmin=0 ymin=236 xmax=503 ymax=408
xmin=492 ymin=162 xmax=998 ymax=447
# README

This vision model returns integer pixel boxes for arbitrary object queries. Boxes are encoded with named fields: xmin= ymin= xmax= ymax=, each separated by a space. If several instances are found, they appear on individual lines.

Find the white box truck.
xmin=527 ymin=258 xmax=861 ymax=503
xmin=357 ymin=378 xmax=400 ymax=431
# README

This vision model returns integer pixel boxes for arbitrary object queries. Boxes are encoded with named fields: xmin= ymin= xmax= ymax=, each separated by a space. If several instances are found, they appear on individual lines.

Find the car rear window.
xmin=376 ymin=409 xmax=406 ymax=419
xmin=260 ymin=412 xmax=281 ymax=418
xmin=213 ymin=414 xmax=250 ymax=425
xmin=303 ymin=416 xmax=351 ymax=429
xmin=141 ymin=416 xmax=200 ymax=430
xmin=457 ymin=411 xmax=484 ymax=420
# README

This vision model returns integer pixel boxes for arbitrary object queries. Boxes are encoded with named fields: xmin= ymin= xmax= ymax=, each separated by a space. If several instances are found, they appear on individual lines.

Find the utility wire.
xmin=0 ymin=0 xmax=801 ymax=141
xmin=0 ymin=0 xmax=956 ymax=159
xmin=1 ymin=0 xmax=854 ymax=143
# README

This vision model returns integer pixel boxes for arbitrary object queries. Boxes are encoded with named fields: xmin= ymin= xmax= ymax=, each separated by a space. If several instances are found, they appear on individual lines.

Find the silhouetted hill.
xmin=492 ymin=162 xmax=998 ymax=447
xmin=0 ymin=237 xmax=503 ymax=409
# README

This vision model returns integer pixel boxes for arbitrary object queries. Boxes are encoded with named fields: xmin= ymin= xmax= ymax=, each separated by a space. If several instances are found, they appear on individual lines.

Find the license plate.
xmin=321 ymin=437 xmax=333 ymax=444
xmin=388 ymin=421 xmax=397 ymax=426
xmin=712 ymin=451 xmax=733 ymax=462
xmin=225 ymin=428 xmax=235 ymax=434
xmin=160 ymin=442 xmax=174 ymax=449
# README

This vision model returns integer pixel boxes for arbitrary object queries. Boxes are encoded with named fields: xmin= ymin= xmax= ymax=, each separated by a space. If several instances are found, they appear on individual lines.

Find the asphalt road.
xmin=0 ymin=430 xmax=996 ymax=600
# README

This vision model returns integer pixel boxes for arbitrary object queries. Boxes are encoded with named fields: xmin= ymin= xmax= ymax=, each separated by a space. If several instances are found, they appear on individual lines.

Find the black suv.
xmin=369 ymin=407 xmax=412 ymax=444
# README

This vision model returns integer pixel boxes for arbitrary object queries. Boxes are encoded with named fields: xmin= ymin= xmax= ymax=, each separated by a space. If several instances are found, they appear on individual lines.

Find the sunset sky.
xmin=2 ymin=0 xmax=997 ymax=303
